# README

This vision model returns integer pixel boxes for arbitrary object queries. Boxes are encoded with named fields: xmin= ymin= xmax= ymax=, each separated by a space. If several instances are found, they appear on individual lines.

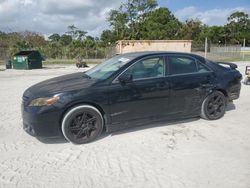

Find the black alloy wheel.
xmin=201 ymin=91 xmax=226 ymax=120
xmin=62 ymin=105 xmax=103 ymax=144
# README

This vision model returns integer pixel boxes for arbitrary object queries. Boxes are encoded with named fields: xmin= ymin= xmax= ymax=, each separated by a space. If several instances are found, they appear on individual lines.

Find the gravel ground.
xmin=0 ymin=63 xmax=250 ymax=188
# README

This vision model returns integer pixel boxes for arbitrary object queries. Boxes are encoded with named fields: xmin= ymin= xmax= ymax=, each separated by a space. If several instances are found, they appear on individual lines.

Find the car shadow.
xmin=36 ymin=103 xmax=236 ymax=144
xmin=109 ymin=117 xmax=200 ymax=137
xmin=36 ymin=137 xmax=68 ymax=144
xmin=111 ymin=102 xmax=236 ymax=137
xmin=36 ymin=117 xmax=199 ymax=145
xmin=225 ymin=102 xmax=236 ymax=112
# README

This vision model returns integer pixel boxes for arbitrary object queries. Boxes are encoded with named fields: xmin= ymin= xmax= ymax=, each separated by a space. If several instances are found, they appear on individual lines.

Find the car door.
xmin=167 ymin=55 xmax=215 ymax=116
xmin=108 ymin=55 xmax=171 ymax=126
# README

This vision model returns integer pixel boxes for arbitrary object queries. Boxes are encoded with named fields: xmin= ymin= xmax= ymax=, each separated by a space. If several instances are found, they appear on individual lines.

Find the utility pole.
xmin=242 ymin=38 xmax=246 ymax=60
xmin=205 ymin=37 xmax=208 ymax=58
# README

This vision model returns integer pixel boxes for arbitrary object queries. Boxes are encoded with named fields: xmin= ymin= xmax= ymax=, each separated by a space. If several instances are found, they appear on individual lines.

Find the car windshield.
xmin=85 ymin=55 xmax=132 ymax=80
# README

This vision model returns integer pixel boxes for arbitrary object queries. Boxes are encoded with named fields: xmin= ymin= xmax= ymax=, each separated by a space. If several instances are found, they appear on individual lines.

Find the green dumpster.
xmin=12 ymin=50 xmax=43 ymax=69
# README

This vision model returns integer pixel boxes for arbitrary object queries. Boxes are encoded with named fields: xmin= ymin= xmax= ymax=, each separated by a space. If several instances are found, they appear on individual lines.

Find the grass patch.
xmin=43 ymin=59 xmax=103 ymax=65
xmin=241 ymin=52 xmax=250 ymax=61
xmin=0 ymin=59 xmax=103 ymax=67
xmin=213 ymin=57 xmax=244 ymax=62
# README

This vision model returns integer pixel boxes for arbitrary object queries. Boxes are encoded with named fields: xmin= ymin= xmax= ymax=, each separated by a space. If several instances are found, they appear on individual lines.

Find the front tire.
xmin=62 ymin=105 xmax=103 ymax=144
xmin=201 ymin=91 xmax=226 ymax=120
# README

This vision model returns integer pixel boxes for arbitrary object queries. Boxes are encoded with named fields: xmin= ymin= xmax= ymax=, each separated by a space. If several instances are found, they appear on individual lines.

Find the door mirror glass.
xmin=118 ymin=73 xmax=133 ymax=84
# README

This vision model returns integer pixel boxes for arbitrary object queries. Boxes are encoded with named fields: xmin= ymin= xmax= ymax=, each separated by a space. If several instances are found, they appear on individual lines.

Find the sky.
xmin=0 ymin=0 xmax=249 ymax=37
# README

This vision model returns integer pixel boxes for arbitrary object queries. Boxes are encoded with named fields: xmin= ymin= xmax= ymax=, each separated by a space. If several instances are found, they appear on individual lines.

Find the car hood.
xmin=24 ymin=72 xmax=96 ymax=98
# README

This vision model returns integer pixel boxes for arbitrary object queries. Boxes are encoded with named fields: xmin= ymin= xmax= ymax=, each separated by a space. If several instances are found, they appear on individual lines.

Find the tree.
xmin=108 ymin=9 xmax=128 ymax=40
xmin=75 ymin=30 xmax=87 ymax=41
xmin=45 ymin=42 xmax=63 ymax=58
xmin=108 ymin=0 xmax=158 ymax=40
xmin=227 ymin=11 xmax=249 ymax=24
xmin=141 ymin=7 xmax=182 ymax=40
xmin=66 ymin=25 xmax=78 ymax=39
xmin=66 ymin=25 xmax=87 ymax=41
xmin=67 ymin=40 xmax=84 ymax=59
xmin=203 ymin=26 xmax=227 ymax=45
xmin=22 ymin=31 xmax=46 ymax=47
xmin=60 ymin=34 xmax=72 ymax=45
xmin=226 ymin=11 xmax=250 ymax=44
xmin=180 ymin=19 xmax=204 ymax=41
xmin=100 ymin=30 xmax=116 ymax=46
xmin=84 ymin=36 xmax=96 ymax=58
xmin=48 ymin=33 xmax=60 ymax=42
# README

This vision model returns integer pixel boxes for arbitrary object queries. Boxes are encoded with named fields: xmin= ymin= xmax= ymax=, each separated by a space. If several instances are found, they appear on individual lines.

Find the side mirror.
xmin=118 ymin=73 xmax=133 ymax=84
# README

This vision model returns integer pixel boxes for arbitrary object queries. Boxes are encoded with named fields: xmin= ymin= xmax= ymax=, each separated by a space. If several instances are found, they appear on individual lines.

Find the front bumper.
xmin=22 ymin=104 xmax=63 ymax=138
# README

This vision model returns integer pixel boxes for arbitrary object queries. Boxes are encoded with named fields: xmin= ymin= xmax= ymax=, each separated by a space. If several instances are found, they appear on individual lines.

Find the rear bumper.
xmin=22 ymin=104 xmax=63 ymax=138
xmin=228 ymin=83 xmax=241 ymax=101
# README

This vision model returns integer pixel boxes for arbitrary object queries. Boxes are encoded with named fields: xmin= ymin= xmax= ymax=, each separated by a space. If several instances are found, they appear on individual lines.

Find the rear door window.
xmin=168 ymin=56 xmax=198 ymax=75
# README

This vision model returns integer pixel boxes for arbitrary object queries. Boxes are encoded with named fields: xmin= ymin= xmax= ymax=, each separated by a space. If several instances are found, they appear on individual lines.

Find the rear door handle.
xmin=200 ymin=83 xmax=209 ymax=88
xmin=200 ymin=83 xmax=214 ymax=88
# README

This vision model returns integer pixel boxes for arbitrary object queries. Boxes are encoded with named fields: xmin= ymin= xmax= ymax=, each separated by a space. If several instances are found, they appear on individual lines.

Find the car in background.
xmin=22 ymin=52 xmax=242 ymax=144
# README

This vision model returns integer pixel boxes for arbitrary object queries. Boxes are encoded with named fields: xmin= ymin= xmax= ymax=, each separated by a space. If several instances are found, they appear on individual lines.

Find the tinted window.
xmin=125 ymin=57 xmax=165 ymax=80
xmin=85 ymin=55 xmax=132 ymax=80
xmin=197 ymin=62 xmax=211 ymax=72
xmin=169 ymin=56 xmax=197 ymax=75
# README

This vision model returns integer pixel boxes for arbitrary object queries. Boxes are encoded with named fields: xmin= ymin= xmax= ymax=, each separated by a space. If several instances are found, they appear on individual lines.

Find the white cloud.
xmin=2 ymin=1 xmax=250 ymax=37
xmin=0 ymin=0 xmax=123 ymax=36
xmin=175 ymin=6 xmax=250 ymax=25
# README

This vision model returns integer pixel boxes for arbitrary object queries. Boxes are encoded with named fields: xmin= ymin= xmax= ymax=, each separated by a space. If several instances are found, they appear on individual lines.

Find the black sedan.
xmin=22 ymin=52 xmax=242 ymax=144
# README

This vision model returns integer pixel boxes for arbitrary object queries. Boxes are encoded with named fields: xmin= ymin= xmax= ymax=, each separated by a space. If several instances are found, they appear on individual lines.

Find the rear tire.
xmin=62 ymin=105 xmax=103 ymax=144
xmin=201 ymin=91 xmax=226 ymax=120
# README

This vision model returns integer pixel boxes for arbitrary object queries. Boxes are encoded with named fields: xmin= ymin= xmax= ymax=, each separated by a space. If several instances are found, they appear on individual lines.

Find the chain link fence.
xmin=1 ymin=40 xmax=249 ymax=65
xmin=0 ymin=44 xmax=8 ymax=59
xmin=191 ymin=41 xmax=245 ymax=61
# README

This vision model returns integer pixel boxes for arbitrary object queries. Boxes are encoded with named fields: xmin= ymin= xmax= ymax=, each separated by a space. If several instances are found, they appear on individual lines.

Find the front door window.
xmin=125 ymin=57 xmax=165 ymax=80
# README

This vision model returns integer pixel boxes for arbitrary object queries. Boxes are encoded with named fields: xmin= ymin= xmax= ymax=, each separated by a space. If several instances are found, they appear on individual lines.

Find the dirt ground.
xmin=0 ymin=62 xmax=250 ymax=188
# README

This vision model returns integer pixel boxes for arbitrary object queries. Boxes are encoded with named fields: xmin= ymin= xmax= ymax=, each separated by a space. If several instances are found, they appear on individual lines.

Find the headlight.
xmin=29 ymin=96 xmax=60 ymax=106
